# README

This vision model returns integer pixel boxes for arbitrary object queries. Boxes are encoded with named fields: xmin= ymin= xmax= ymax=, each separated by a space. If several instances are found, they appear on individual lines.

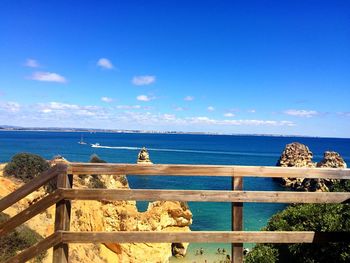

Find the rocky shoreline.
xmin=276 ymin=142 xmax=347 ymax=191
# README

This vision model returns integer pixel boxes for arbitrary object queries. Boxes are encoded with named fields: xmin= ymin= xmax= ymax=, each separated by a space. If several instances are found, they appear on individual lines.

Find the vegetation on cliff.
xmin=0 ymin=212 xmax=46 ymax=262
xmin=4 ymin=153 xmax=49 ymax=182
xmin=246 ymin=143 xmax=349 ymax=263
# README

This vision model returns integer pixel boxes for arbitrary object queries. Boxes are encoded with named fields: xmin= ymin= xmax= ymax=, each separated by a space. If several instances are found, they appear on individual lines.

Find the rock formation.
xmin=317 ymin=151 xmax=347 ymax=168
xmin=277 ymin=143 xmax=347 ymax=192
xmin=137 ymin=147 xmax=153 ymax=164
xmin=276 ymin=142 xmax=315 ymax=168
xmin=276 ymin=142 xmax=316 ymax=188
xmin=0 ymin=158 xmax=192 ymax=263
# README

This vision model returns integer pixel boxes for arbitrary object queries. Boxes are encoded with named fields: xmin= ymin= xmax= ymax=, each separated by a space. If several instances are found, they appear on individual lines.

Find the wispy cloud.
xmin=174 ymin=106 xmax=188 ymax=111
xmin=30 ymin=72 xmax=67 ymax=83
xmin=136 ymin=95 xmax=153 ymax=102
xmin=97 ymin=58 xmax=114 ymax=69
xmin=0 ymin=101 xmax=20 ymax=113
xmin=224 ymin=112 xmax=235 ymax=117
xmin=101 ymin=97 xmax=113 ymax=103
xmin=284 ymin=109 xmax=319 ymax=118
xmin=132 ymin=75 xmax=156 ymax=86
xmin=184 ymin=96 xmax=194 ymax=101
xmin=37 ymin=102 xmax=104 ymax=117
xmin=337 ymin=112 xmax=350 ymax=117
xmin=25 ymin=58 xmax=39 ymax=68
xmin=116 ymin=105 xmax=141 ymax=110
xmin=248 ymin=109 xmax=256 ymax=113
xmin=207 ymin=106 xmax=215 ymax=112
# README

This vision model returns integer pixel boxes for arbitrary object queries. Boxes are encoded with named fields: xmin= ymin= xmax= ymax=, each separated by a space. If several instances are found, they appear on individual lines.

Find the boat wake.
xmin=90 ymin=144 xmax=279 ymax=157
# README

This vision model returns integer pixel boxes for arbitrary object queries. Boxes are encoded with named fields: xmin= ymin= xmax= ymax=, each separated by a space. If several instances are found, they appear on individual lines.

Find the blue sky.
xmin=0 ymin=1 xmax=349 ymax=137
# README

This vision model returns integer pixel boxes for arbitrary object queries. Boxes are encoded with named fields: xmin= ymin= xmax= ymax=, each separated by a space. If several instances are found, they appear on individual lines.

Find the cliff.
xmin=0 ymin=161 xmax=192 ymax=263
xmin=277 ymin=142 xmax=347 ymax=191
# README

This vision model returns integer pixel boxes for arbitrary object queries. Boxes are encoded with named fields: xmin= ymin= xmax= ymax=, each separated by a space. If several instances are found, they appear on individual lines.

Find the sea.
xmin=1 ymin=131 xmax=349 ymax=262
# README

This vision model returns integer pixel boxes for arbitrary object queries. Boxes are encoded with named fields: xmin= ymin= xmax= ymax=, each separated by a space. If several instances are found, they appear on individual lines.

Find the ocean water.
xmin=1 ymin=131 xmax=349 ymax=261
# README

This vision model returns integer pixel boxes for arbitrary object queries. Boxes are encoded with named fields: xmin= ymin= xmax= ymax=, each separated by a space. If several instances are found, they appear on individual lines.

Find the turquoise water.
xmin=1 ymin=131 xmax=349 ymax=259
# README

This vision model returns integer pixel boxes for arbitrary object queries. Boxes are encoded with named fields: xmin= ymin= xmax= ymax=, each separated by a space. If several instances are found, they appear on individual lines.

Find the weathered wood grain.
xmin=232 ymin=177 xmax=243 ymax=263
xmin=0 ymin=190 xmax=63 ymax=237
xmin=0 ymin=164 xmax=66 ymax=212
xmin=61 ymin=189 xmax=350 ymax=204
xmin=60 ymin=231 xmax=350 ymax=244
xmin=53 ymin=173 xmax=72 ymax=263
xmin=67 ymin=163 xmax=350 ymax=179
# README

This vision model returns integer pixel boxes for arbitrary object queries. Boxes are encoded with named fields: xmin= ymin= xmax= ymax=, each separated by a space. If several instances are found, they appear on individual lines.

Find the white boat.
xmin=91 ymin=143 xmax=101 ymax=147
xmin=78 ymin=135 xmax=87 ymax=145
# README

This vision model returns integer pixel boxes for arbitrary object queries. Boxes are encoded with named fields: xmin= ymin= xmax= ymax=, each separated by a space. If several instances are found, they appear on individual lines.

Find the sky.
xmin=0 ymin=0 xmax=349 ymax=137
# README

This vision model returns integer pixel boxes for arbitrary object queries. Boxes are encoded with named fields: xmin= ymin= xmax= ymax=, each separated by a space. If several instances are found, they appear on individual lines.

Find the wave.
xmin=91 ymin=144 xmax=280 ymax=157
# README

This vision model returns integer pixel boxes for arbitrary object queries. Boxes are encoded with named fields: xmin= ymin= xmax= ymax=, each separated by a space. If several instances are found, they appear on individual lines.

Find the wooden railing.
xmin=1 ymin=163 xmax=350 ymax=263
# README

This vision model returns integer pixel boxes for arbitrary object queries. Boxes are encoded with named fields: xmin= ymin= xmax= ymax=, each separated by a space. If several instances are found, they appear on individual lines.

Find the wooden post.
xmin=232 ymin=176 xmax=243 ymax=263
xmin=53 ymin=172 xmax=72 ymax=263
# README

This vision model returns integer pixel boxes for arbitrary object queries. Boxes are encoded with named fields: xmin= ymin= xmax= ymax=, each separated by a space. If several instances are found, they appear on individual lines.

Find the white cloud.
xmin=284 ymin=109 xmax=319 ymax=118
xmin=132 ymin=75 xmax=156 ymax=86
xmin=207 ymin=106 xmax=215 ymax=112
xmin=101 ymin=97 xmax=113 ymax=103
xmin=116 ymin=105 xmax=142 ymax=110
xmin=0 ymin=101 xmax=20 ymax=113
xmin=248 ymin=109 xmax=256 ymax=113
xmin=30 ymin=72 xmax=67 ymax=83
xmin=25 ymin=59 xmax=39 ymax=68
xmin=136 ymin=95 xmax=153 ymax=102
xmin=224 ymin=112 xmax=235 ymax=117
xmin=97 ymin=58 xmax=114 ymax=69
xmin=184 ymin=96 xmax=194 ymax=101
xmin=37 ymin=102 xmax=105 ymax=118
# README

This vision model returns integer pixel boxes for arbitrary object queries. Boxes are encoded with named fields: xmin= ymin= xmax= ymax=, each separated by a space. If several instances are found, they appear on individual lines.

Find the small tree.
xmin=4 ymin=153 xmax=49 ymax=182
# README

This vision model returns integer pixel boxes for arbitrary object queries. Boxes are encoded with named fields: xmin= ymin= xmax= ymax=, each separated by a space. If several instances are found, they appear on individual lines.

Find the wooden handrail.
xmin=68 ymin=163 xmax=350 ymax=179
xmin=0 ymin=189 xmax=63 ymax=237
xmin=0 ymin=164 xmax=67 ymax=212
xmin=60 ymin=231 xmax=350 ymax=244
xmin=61 ymin=188 xmax=350 ymax=204
xmin=1 ymin=162 xmax=350 ymax=263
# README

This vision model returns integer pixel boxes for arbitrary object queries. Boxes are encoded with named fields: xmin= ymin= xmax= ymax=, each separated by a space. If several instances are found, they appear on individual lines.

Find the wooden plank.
xmin=0 ymin=164 xmax=65 ymax=212
xmin=61 ymin=189 xmax=350 ymax=204
xmin=53 ymin=173 xmax=72 ymax=263
xmin=60 ymin=231 xmax=350 ymax=244
xmin=5 ymin=232 xmax=62 ymax=263
xmin=232 ymin=177 xmax=243 ymax=263
xmin=68 ymin=163 xmax=350 ymax=179
xmin=0 ymin=190 xmax=63 ymax=237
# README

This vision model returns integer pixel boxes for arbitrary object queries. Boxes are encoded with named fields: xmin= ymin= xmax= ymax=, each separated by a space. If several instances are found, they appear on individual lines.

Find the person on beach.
xmin=200 ymin=248 xmax=204 ymax=255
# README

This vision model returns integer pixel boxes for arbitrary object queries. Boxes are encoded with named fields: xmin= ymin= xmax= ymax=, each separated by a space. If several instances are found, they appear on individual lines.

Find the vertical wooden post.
xmin=232 ymin=176 xmax=243 ymax=263
xmin=53 ymin=171 xmax=72 ymax=263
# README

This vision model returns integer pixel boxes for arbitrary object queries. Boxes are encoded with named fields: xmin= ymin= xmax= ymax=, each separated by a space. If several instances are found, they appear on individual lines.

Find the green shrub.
xmin=0 ymin=213 xmax=47 ymax=262
xmin=245 ymin=244 xmax=278 ymax=263
xmin=246 ymin=203 xmax=350 ymax=263
xmin=4 ymin=153 xmax=49 ymax=183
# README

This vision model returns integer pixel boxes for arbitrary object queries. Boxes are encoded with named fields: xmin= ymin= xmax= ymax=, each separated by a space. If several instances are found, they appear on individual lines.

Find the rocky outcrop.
xmin=137 ymin=147 xmax=153 ymax=164
xmin=277 ymin=143 xmax=347 ymax=192
xmin=0 ymin=159 xmax=192 ymax=263
xmin=277 ymin=142 xmax=315 ymax=168
xmin=317 ymin=151 xmax=347 ymax=168
xmin=277 ymin=142 xmax=316 ymax=188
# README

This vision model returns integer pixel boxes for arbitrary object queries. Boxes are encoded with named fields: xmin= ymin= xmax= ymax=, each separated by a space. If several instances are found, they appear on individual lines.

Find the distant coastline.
xmin=0 ymin=125 xmax=347 ymax=139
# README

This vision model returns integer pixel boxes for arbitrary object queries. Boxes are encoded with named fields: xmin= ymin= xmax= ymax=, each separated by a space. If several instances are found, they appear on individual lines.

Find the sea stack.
xmin=277 ymin=143 xmax=347 ymax=192
xmin=137 ymin=147 xmax=153 ymax=164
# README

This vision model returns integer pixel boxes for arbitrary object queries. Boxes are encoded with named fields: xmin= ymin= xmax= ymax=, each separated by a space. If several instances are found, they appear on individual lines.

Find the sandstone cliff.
xmin=277 ymin=142 xmax=347 ymax=191
xmin=0 ymin=161 xmax=192 ymax=263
